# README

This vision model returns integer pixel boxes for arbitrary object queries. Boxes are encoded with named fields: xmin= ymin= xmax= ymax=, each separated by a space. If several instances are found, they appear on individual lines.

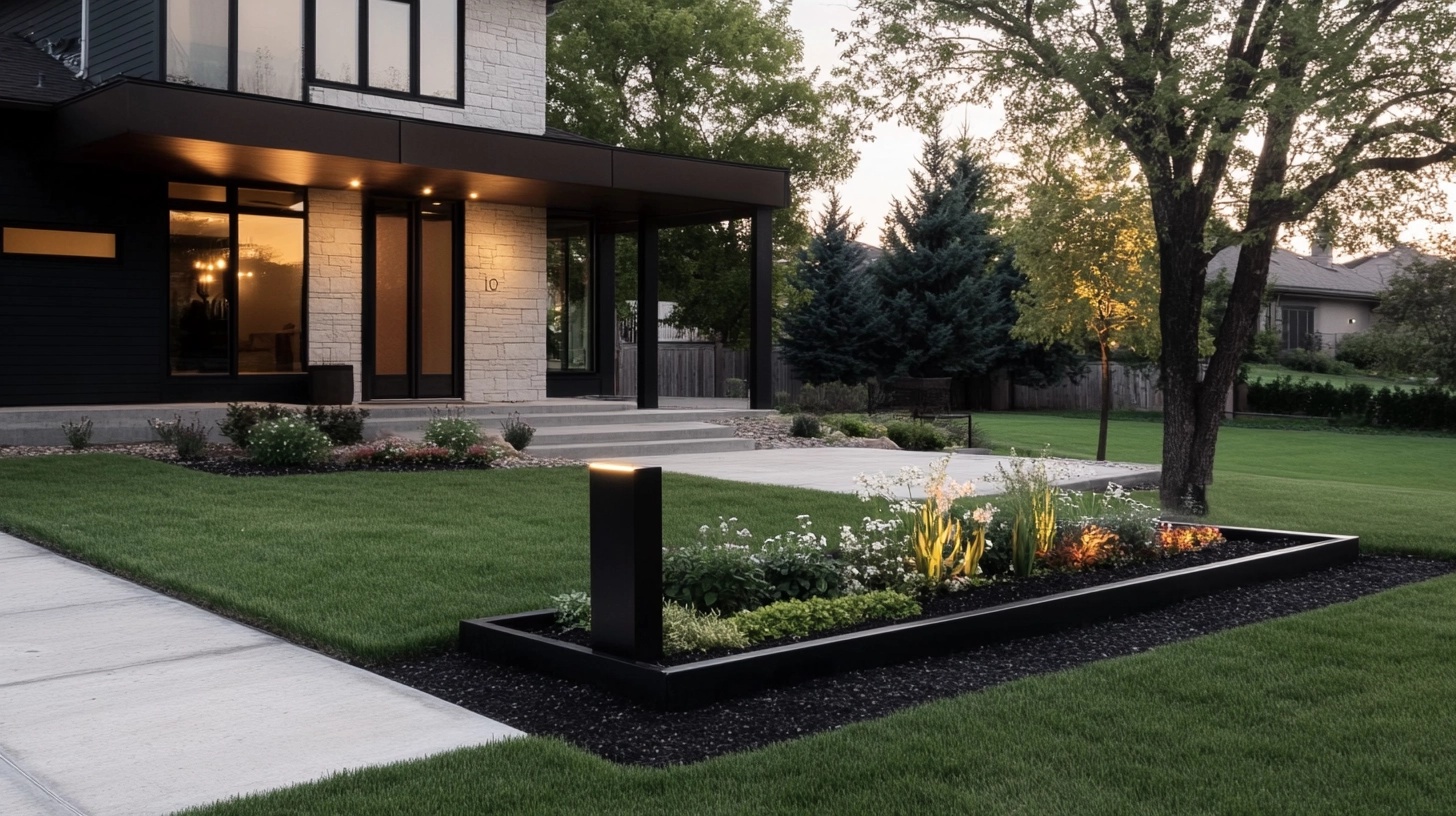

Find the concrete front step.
xmin=530 ymin=422 xmax=737 ymax=446
xmin=366 ymin=408 xmax=771 ymax=434
xmin=529 ymin=435 xmax=756 ymax=461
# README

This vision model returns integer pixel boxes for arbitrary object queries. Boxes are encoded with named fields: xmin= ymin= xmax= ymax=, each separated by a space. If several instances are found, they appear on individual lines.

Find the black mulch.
xmin=375 ymin=553 xmax=1455 ymax=767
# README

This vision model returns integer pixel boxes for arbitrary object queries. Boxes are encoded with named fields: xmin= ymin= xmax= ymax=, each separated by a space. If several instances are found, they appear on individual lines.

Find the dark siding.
xmin=89 ymin=0 xmax=158 ymax=82
xmin=0 ymin=113 xmax=308 ymax=406
xmin=0 ymin=1 xmax=81 ymax=47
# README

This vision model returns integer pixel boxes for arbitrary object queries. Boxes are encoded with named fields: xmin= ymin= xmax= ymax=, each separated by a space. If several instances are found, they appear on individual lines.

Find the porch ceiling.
xmin=53 ymin=81 xmax=789 ymax=228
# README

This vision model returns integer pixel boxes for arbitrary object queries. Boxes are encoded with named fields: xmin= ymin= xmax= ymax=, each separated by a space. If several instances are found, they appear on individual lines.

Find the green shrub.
xmin=61 ymin=416 xmax=93 ymax=450
xmin=774 ymin=391 xmax=798 ymax=414
xmin=756 ymin=536 xmax=843 ymax=603
xmin=550 ymin=591 xmax=591 ymax=631
xmin=424 ymin=410 xmax=482 ymax=455
xmin=303 ymin=406 xmax=370 ymax=445
xmin=724 ymin=377 xmax=748 ymax=398
xmin=797 ymin=381 xmax=869 ymax=414
xmin=218 ymin=403 xmax=298 ymax=448
xmin=662 ymin=602 xmax=749 ymax=654
xmin=499 ymin=412 xmax=535 ymax=451
xmin=149 ymin=414 xmax=211 ymax=460
xmin=884 ymin=420 xmax=947 ymax=451
xmin=789 ymin=413 xmax=822 ymax=438
xmin=247 ymin=416 xmax=333 ymax=467
xmin=1277 ymin=348 xmax=1357 ymax=376
xmin=730 ymin=591 xmax=921 ymax=644
xmin=662 ymin=544 xmax=770 ymax=615
xmin=1246 ymin=329 xmax=1281 ymax=363
xmin=825 ymin=414 xmax=881 ymax=438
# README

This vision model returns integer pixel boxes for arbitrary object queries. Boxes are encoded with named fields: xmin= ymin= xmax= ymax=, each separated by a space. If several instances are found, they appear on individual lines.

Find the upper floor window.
xmin=311 ymin=0 xmax=462 ymax=101
xmin=166 ymin=0 xmax=461 ymax=104
xmin=167 ymin=0 xmax=305 ymax=100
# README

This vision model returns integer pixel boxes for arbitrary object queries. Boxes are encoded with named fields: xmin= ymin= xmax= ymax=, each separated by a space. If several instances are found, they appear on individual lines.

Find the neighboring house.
xmin=0 ymin=0 xmax=786 ymax=409
xmin=1205 ymin=243 xmax=1422 ymax=352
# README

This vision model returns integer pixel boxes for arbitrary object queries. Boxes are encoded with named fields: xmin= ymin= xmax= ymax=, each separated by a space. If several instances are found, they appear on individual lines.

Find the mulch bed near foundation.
xmin=376 ymin=553 xmax=1455 ymax=767
xmin=0 ymin=444 xmax=582 ymax=474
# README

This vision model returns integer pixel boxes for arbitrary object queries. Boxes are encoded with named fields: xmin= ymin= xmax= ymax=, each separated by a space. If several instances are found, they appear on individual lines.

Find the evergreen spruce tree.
xmin=874 ymin=130 xmax=1001 ymax=379
xmin=780 ymin=194 xmax=882 ymax=385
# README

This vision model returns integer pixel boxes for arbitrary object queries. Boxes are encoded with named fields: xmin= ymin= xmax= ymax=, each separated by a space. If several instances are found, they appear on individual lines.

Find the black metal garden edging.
xmin=459 ymin=524 xmax=1358 ymax=710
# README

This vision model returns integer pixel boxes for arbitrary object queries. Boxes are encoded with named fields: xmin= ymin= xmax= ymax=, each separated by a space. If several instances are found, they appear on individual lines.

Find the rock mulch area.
xmin=708 ymin=415 xmax=901 ymax=450
xmin=378 ymin=553 xmax=1455 ymax=767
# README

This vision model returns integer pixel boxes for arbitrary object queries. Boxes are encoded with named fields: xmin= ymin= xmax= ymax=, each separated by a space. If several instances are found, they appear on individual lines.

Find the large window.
xmin=547 ymin=219 xmax=593 ymax=372
xmin=312 ymin=0 xmax=462 ymax=101
xmin=168 ymin=184 xmax=306 ymax=376
xmin=167 ymin=0 xmax=304 ymax=99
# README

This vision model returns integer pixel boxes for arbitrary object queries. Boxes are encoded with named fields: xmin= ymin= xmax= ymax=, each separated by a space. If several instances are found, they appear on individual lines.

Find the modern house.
xmin=1204 ymin=243 xmax=1435 ymax=353
xmin=0 ymin=0 xmax=786 ymax=410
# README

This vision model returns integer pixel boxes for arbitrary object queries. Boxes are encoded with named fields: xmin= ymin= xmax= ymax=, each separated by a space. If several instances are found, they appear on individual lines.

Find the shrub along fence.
xmin=1246 ymin=376 xmax=1456 ymax=431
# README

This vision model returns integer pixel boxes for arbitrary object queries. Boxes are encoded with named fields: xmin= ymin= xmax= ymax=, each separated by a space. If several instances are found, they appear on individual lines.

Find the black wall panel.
xmin=0 ymin=1 xmax=81 ymax=45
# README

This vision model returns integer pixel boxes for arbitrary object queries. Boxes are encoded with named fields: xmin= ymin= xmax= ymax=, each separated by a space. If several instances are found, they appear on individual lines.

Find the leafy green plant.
xmin=774 ymin=391 xmax=799 ymax=413
xmin=218 ymin=403 xmax=298 ymax=448
xmin=825 ymin=414 xmax=883 ymax=438
xmin=662 ymin=602 xmax=748 ymax=654
xmin=500 ymin=412 xmax=535 ymax=451
xmin=424 ymin=409 xmax=482 ymax=456
xmin=884 ymin=420 xmax=947 ymax=451
xmin=662 ymin=543 xmax=769 ymax=614
xmin=60 ymin=416 xmax=94 ymax=450
xmin=463 ymin=444 xmax=505 ymax=466
xmin=756 ymin=535 xmax=842 ymax=602
xmin=550 ymin=591 xmax=591 ymax=631
xmin=730 ymin=591 xmax=921 ymax=644
xmin=303 ymin=406 xmax=370 ymax=445
xmin=789 ymin=413 xmax=822 ymax=438
xmin=149 ymin=414 xmax=211 ymax=460
xmin=797 ymin=381 xmax=870 ymax=414
xmin=724 ymin=377 xmax=748 ymax=398
xmin=247 ymin=416 xmax=333 ymax=467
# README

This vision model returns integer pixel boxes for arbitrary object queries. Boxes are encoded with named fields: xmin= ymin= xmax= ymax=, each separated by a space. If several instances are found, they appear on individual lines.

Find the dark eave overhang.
xmin=52 ymin=80 xmax=790 ymax=228
xmin=1271 ymin=286 xmax=1380 ymax=302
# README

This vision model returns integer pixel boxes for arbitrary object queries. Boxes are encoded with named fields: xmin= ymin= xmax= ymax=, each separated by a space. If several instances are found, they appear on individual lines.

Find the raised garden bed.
xmin=460 ymin=523 xmax=1359 ymax=710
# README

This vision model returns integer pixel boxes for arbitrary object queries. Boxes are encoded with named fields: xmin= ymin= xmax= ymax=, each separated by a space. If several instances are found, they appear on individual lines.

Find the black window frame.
xmin=304 ymin=0 xmax=467 ymax=106
xmin=165 ymin=182 xmax=310 ymax=379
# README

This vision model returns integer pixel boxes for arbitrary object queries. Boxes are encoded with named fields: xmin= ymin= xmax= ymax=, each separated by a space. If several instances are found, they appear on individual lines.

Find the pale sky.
xmin=785 ymin=0 xmax=1453 ymax=254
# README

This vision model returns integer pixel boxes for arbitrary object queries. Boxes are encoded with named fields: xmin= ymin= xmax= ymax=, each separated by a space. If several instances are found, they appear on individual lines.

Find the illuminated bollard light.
xmin=588 ymin=463 xmax=663 ymax=662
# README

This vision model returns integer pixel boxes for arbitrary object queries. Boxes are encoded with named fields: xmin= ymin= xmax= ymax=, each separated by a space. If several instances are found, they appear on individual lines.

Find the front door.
xmin=365 ymin=199 xmax=462 ymax=399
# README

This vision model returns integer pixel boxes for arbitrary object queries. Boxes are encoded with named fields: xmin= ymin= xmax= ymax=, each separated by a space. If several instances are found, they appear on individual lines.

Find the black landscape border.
xmin=459 ymin=524 xmax=1359 ymax=710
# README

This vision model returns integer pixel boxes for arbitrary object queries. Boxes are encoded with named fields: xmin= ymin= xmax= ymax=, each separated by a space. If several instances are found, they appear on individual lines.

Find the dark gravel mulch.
xmin=376 ymin=553 xmax=1456 ymax=767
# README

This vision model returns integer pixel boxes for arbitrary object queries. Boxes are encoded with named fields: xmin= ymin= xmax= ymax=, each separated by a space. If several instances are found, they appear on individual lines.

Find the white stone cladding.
xmin=463 ymin=202 xmax=547 ymax=402
xmin=306 ymin=188 xmax=365 ymax=402
xmin=308 ymin=0 xmax=547 ymax=134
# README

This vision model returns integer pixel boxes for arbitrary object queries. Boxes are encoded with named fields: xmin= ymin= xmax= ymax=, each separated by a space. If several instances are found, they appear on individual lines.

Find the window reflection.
xmin=368 ymin=0 xmax=412 ymax=92
xmin=420 ymin=0 xmax=457 ymax=99
xmin=237 ymin=0 xmax=304 ymax=100
xmin=313 ymin=0 xmax=359 ymax=83
xmin=237 ymin=215 xmax=305 ymax=373
xmin=166 ymin=0 xmax=229 ymax=89
xmin=169 ymin=211 xmax=232 ymax=375
xmin=547 ymin=220 xmax=593 ymax=372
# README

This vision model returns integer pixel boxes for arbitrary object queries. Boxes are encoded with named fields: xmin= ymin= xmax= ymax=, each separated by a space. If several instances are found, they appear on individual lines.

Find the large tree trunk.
xmin=1155 ymin=223 xmax=1214 ymax=511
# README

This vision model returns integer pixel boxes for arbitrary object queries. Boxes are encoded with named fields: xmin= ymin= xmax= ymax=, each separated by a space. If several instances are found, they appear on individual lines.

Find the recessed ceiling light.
xmin=348 ymin=179 xmax=361 ymax=189
xmin=422 ymin=186 xmax=434 ymax=195
xmin=468 ymin=192 xmax=479 ymax=200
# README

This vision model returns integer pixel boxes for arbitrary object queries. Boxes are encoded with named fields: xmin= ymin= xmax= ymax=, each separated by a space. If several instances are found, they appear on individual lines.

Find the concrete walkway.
xmin=0 ymin=533 xmax=519 ymax=816
xmin=617 ymin=448 xmax=1161 ymax=497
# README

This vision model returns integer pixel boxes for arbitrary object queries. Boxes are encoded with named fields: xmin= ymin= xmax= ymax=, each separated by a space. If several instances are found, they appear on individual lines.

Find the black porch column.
xmin=637 ymin=219 xmax=659 ymax=409
xmin=595 ymin=229 xmax=616 ymax=395
xmin=749 ymin=206 xmax=773 ymax=409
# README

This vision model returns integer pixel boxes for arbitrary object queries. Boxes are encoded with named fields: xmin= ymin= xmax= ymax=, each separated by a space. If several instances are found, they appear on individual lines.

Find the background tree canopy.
xmin=547 ymin=0 xmax=858 ymax=345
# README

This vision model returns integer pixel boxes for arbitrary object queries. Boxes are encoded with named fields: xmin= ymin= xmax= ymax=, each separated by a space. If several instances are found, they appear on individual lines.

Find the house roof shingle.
xmin=1206 ymin=245 xmax=1389 ymax=300
xmin=0 ymin=35 xmax=91 ymax=106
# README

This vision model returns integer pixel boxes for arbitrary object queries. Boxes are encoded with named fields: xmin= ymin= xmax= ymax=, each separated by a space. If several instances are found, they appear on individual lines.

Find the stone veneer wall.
xmin=464 ymin=202 xmax=547 ymax=402
xmin=308 ymin=0 xmax=546 ymax=134
xmin=306 ymin=188 xmax=364 ymax=402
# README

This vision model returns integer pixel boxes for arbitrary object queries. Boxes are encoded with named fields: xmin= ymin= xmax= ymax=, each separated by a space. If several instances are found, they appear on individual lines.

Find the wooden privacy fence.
xmin=616 ymin=342 xmax=803 ymax=400
xmin=1012 ymin=362 xmax=1164 ymax=412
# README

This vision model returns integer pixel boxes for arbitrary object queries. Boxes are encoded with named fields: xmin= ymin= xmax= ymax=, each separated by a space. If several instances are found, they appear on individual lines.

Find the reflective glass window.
xmin=368 ymin=0 xmax=412 ymax=92
xmin=237 ymin=0 xmax=304 ymax=100
xmin=547 ymin=220 xmax=593 ymax=372
xmin=420 ymin=0 xmax=457 ymax=99
xmin=313 ymin=0 xmax=359 ymax=83
xmin=169 ymin=211 xmax=232 ymax=375
xmin=166 ymin=0 xmax=229 ymax=89
xmin=237 ymin=215 xmax=306 ymax=373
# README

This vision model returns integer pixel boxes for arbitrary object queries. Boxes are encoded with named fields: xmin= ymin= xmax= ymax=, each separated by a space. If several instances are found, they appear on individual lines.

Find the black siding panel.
xmin=0 ymin=1 xmax=80 ymax=45
xmin=89 ymin=0 xmax=158 ymax=82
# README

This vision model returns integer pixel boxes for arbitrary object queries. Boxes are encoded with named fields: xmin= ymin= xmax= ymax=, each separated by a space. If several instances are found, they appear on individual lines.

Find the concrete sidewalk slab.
xmin=616 ymin=448 xmax=1161 ymax=497
xmin=0 ymin=535 xmax=521 ymax=816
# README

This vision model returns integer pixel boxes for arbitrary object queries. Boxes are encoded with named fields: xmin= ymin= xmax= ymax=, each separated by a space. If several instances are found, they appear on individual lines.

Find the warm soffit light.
xmin=422 ymin=186 xmax=434 ymax=195
xmin=469 ymin=192 xmax=479 ymax=200
xmin=348 ymin=179 xmax=362 ymax=189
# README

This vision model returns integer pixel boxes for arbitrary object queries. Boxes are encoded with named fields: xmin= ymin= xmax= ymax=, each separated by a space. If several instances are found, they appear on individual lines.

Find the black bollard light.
xmin=588 ymin=463 xmax=663 ymax=662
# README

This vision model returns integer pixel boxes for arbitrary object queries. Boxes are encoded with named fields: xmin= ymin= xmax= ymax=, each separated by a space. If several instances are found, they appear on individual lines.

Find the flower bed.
xmin=462 ymin=523 xmax=1358 ymax=709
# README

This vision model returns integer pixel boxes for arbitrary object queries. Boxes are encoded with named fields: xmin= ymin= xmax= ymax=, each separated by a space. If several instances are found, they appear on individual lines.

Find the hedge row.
xmin=1246 ymin=376 xmax=1456 ymax=432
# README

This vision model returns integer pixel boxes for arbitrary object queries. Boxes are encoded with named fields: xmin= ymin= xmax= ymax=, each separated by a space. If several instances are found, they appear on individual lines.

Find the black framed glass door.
xmin=365 ymin=199 xmax=462 ymax=399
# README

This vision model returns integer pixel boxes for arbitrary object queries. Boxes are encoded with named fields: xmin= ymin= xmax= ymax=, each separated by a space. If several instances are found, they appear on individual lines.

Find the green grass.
xmin=188 ymin=573 xmax=1456 ymax=815
xmin=0 ymin=456 xmax=866 ymax=660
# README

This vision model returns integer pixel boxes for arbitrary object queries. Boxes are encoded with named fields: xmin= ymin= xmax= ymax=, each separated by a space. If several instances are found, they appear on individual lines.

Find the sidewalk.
xmin=0 ymin=533 xmax=519 ymax=816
